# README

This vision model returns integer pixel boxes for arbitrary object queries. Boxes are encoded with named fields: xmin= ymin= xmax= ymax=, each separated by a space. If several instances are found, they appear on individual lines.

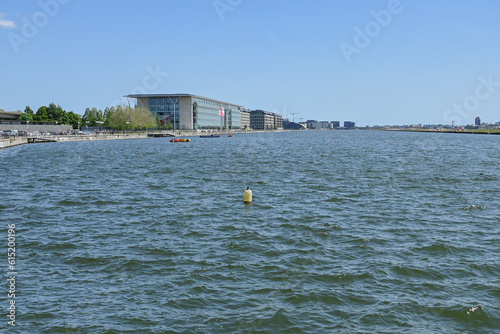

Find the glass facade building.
xmin=148 ymin=97 xmax=180 ymax=128
xmin=126 ymin=94 xmax=244 ymax=130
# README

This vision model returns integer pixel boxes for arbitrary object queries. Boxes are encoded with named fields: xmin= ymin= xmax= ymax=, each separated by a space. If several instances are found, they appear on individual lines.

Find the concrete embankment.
xmin=0 ymin=133 xmax=149 ymax=150
xmin=0 ymin=130 xmax=287 ymax=150
xmin=0 ymin=137 xmax=27 ymax=149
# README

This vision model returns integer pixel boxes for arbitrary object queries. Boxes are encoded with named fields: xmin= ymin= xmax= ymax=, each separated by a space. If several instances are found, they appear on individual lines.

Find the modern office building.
xmin=274 ymin=113 xmax=283 ymax=130
xmin=250 ymin=110 xmax=283 ymax=130
xmin=475 ymin=117 xmax=481 ymax=126
xmin=125 ymin=94 xmax=244 ymax=130
xmin=344 ymin=121 xmax=355 ymax=128
xmin=240 ymin=108 xmax=251 ymax=130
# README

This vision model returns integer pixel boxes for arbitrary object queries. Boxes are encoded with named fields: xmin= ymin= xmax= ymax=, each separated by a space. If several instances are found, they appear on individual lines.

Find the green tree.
xmin=47 ymin=103 xmax=69 ymax=124
xmin=107 ymin=106 xmax=156 ymax=130
xmin=133 ymin=107 xmax=157 ymax=130
xmin=82 ymin=107 xmax=105 ymax=126
xmin=103 ymin=107 xmax=115 ymax=127
xmin=34 ymin=106 xmax=49 ymax=121
xmin=20 ymin=106 xmax=34 ymax=122
xmin=67 ymin=111 xmax=82 ymax=129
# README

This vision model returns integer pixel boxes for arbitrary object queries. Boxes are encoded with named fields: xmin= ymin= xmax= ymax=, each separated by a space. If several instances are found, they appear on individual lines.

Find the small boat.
xmin=170 ymin=138 xmax=191 ymax=142
xmin=200 ymin=135 xmax=220 ymax=138
xmin=228 ymin=134 xmax=233 ymax=137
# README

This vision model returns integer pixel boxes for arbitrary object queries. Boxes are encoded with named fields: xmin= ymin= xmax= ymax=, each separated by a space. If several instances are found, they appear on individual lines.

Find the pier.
xmin=27 ymin=138 xmax=58 ymax=144
xmin=147 ymin=133 xmax=175 ymax=138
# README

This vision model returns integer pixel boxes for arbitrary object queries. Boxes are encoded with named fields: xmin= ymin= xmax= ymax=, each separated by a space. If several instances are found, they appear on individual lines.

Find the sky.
xmin=1 ymin=0 xmax=500 ymax=126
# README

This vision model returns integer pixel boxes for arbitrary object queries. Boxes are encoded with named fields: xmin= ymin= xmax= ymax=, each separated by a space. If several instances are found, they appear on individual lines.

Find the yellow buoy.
xmin=244 ymin=187 xmax=252 ymax=203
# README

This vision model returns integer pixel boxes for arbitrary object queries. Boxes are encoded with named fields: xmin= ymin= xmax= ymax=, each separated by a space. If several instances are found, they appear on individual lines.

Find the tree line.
xmin=17 ymin=103 xmax=160 ymax=130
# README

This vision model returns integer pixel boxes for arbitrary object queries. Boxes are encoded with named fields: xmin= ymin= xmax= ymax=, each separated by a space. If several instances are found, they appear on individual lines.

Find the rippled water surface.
xmin=1 ymin=130 xmax=499 ymax=333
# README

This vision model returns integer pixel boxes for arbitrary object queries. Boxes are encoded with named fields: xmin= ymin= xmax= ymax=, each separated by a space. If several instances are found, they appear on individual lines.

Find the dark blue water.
xmin=1 ymin=130 xmax=499 ymax=333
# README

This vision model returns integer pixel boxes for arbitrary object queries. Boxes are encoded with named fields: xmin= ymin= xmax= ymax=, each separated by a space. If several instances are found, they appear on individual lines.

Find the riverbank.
xmin=382 ymin=128 xmax=500 ymax=135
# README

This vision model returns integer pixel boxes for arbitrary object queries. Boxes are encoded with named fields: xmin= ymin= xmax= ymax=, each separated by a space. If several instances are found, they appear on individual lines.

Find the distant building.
xmin=274 ymin=114 xmax=283 ymax=130
xmin=475 ymin=117 xmax=481 ymax=126
xmin=331 ymin=121 xmax=340 ymax=129
xmin=0 ymin=111 xmax=22 ymax=121
xmin=250 ymin=110 xmax=275 ymax=130
xmin=283 ymin=120 xmax=304 ymax=130
xmin=240 ymin=108 xmax=251 ymax=130
xmin=344 ymin=121 xmax=355 ymax=128
xmin=309 ymin=121 xmax=330 ymax=129
xmin=305 ymin=120 xmax=317 ymax=129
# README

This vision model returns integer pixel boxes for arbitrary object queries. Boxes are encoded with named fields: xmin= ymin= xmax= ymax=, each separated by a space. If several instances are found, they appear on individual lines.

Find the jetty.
xmin=147 ymin=133 xmax=175 ymax=138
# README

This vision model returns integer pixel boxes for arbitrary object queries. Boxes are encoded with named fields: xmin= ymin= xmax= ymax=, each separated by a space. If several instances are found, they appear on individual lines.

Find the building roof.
xmin=0 ymin=111 xmax=22 ymax=121
xmin=124 ymin=94 xmax=243 ymax=108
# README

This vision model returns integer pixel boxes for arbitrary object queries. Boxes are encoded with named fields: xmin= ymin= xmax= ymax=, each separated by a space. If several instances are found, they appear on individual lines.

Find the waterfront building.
xmin=274 ymin=113 xmax=283 ymax=130
xmin=125 ymin=94 xmax=244 ymax=130
xmin=250 ymin=110 xmax=277 ymax=130
xmin=344 ymin=121 xmax=355 ymax=128
xmin=318 ymin=121 xmax=330 ymax=129
xmin=240 ymin=108 xmax=251 ymax=130
xmin=475 ymin=117 xmax=481 ymax=126
xmin=308 ymin=121 xmax=330 ymax=129
xmin=331 ymin=121 xmax=340 ymax=129
xmin=0 ymin=111 xmax=22 ymax=121
xmin=283 ymin=119 xmax=304 ymax=130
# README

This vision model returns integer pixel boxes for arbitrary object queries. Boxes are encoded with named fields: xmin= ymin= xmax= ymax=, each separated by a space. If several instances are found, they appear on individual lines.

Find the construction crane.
xmin=289 ymin=113 xmax=299 ymax=123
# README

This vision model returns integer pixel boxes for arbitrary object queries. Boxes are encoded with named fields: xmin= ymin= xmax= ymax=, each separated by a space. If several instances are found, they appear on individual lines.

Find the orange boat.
xmin=170 ymin=138 xmax=191 ymax=142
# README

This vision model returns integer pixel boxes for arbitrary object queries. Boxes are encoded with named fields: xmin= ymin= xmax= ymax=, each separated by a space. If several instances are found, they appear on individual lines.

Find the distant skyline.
xmin=1 ymin=0 xmax=500 ymax=126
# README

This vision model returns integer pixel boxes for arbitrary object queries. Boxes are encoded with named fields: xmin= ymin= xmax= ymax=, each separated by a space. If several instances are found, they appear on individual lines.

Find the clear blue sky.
xmin=1 ymin=0 xmax=500 ymax=126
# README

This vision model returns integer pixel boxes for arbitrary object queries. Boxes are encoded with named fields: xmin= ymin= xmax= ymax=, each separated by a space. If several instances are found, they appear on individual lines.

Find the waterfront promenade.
xmin=0 ymin=129 xmax=277 ymax=150
xmin=0 ymin=133 xmax=149 ymax=150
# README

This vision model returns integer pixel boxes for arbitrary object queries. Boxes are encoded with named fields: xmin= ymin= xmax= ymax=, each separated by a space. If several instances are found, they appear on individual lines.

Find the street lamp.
xmin=125 ymin=121 xmax=129 ymax=133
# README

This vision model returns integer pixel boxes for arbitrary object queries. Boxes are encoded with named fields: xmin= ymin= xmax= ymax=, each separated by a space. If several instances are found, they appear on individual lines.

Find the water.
xmin=1 ymin=130 xmax=499 ymax=333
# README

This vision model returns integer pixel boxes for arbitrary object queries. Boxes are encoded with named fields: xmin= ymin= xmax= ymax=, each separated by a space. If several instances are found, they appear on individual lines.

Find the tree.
xmin=82 ymin=107 xmax=104 ymax=127
xmin=107 ymin=106 xmax=156 ymax=130
xmin=103 ymin=107 xmax=115 ymax=127
xmin=32 ymin=103 xmax=77 ymax=126
xmin=47 ymin=103 xmax=68 ymax=124
xmin=67 ymin=111 xmax=82 ymax=129
xmin=34 ymin=106 xmax=49 ymax=121
xmin=133 ymin=107 xmax=157 ymax=130
xmin=19 ymin=106 xmax=34 ymax=122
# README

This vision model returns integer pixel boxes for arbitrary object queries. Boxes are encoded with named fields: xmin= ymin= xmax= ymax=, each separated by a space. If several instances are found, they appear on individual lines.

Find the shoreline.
xmin=0 ymin=133 xmax=150 ymax=150
xmin=380 ymin=128 xmax=500 ymax=135
xmin=2 ymin=128 xmax=498 ymax=151
xmin=0 ymin=129 xmax=286 ymax=150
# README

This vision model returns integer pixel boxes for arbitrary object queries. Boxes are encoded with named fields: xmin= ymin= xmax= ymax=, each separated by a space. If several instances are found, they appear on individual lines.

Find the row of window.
xmin=148 ymin=97 xmax=246 ymax=129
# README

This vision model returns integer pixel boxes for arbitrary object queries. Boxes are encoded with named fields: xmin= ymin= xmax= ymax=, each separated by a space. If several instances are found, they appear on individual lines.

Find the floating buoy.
xmin=244 ymin=187 xmax=252 ymax=203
